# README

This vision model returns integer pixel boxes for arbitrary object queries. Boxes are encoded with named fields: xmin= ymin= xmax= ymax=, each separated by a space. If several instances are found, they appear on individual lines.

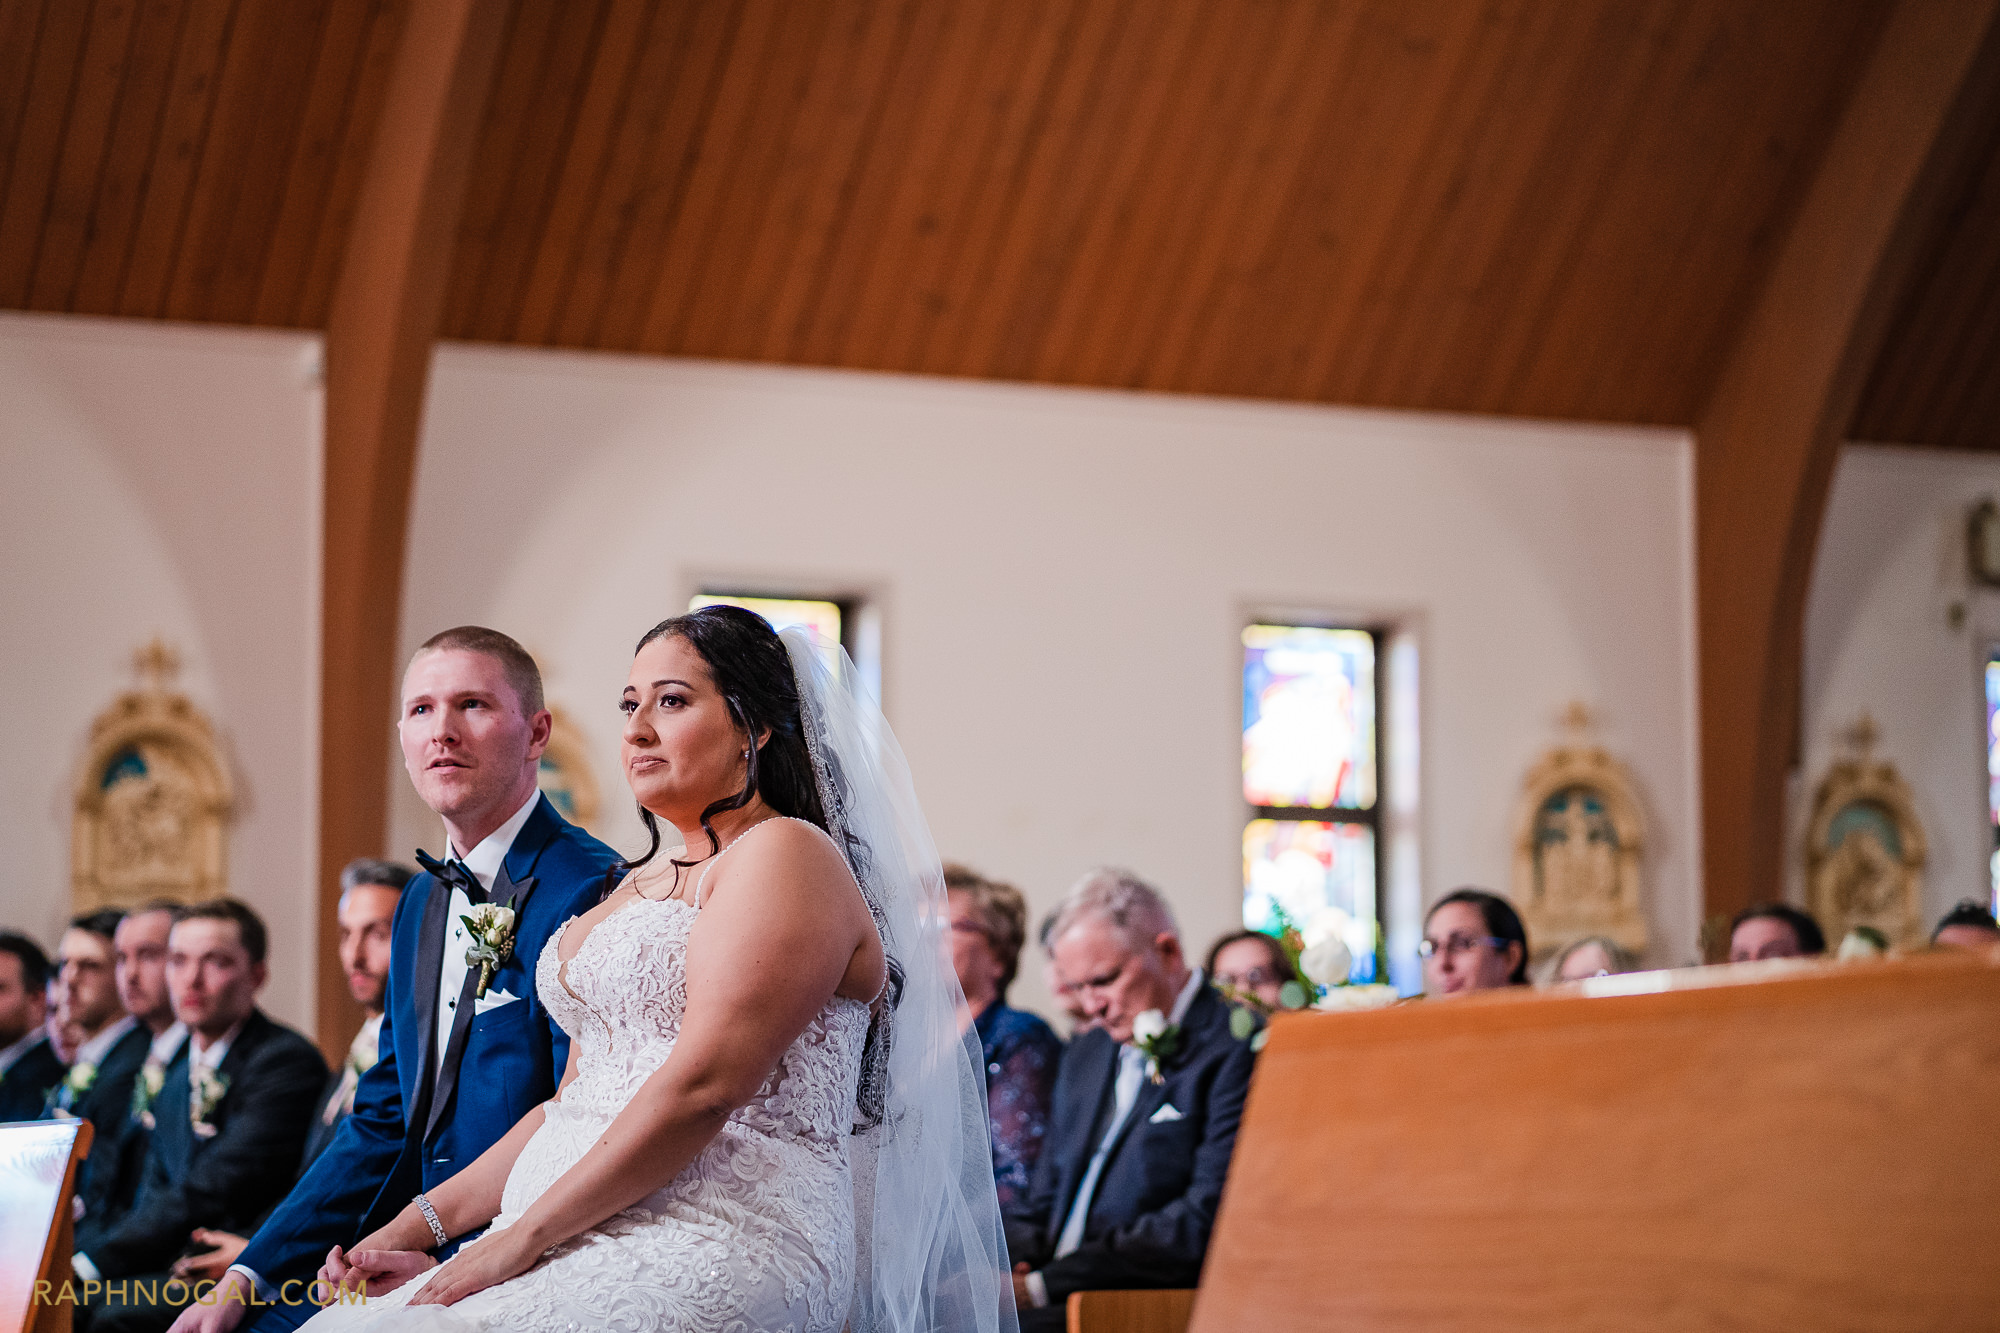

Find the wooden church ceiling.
xmin=1 ymin=0 xmax=1993 ymax=445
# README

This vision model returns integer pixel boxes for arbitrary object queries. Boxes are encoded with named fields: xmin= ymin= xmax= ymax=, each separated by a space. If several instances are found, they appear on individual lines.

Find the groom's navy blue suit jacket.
xmin=239 ymin=795 xmax=616 ymax=1305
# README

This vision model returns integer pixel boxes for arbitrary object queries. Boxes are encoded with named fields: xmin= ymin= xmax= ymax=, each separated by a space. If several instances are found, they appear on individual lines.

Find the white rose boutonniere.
xmin=47 ymin=1060 xmax=99 ymax=1117
xmin=462 ymin=904 xmax=518 ymax=1001
xmin=1129 ymin=1008 xmax=1180 ymax=1085
xmin=131 ymin=1061 xmax=167 ymax=1129
xmin=189 ymin=1067 xmax=230 ymax=1139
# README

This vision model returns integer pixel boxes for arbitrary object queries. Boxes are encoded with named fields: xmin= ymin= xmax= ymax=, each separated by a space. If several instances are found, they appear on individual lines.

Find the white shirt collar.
xmin=74 ymin=1014 xmax=138 ymax=1067
xmin=447 ymin=789 xmax=543 ymax=890
xmin=148 ymin=1021 xmax=187 ymax=1066
xmin=0 ymin=1026 xmax=44 ymax=1077
xmin=189 ymin=1016 xmax=247 ymax=1071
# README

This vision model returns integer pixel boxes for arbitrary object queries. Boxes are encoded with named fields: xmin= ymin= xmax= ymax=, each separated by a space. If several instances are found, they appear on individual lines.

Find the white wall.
xmin=395 ymin=344 xmax=1704 ymax=1016
xmin=0 ymin=314 xmax=321 ymax=1030
xmin=1801 ymin=443 xmax=2000 ymax=926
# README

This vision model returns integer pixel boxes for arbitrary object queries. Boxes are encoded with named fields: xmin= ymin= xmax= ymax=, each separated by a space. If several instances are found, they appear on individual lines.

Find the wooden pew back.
xmin=0 ymin=1119 xmax=91 ymax=1333
xmin=1191 ymin=951 xmax=2000 ymax=1332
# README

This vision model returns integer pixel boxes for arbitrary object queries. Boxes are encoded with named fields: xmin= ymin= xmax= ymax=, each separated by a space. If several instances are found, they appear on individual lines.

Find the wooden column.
xmin=317 ymin=0 xmax=512 ymax=1058
xmin=1695 ymin=0 xmax=2000 ymax=944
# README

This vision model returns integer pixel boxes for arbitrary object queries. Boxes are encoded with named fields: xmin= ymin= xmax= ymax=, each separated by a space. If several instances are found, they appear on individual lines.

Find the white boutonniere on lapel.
xmin=46 ymin=1060 xmax=98 ymax=1117
xmin=131 ymin=1060 xmax=167 ymax=1129
xmin=189 ymin=1066 xmax=230 ymax=1139
xmin=462 ymin=903 xmax=518 ymax=1001
xmin=1129 ymin=1009 xmax=1181 ymax=1085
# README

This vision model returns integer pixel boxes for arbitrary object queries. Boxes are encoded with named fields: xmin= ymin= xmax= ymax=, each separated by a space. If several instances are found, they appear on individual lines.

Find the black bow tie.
xmin=416 ymin=850 xmax=489 ymax=904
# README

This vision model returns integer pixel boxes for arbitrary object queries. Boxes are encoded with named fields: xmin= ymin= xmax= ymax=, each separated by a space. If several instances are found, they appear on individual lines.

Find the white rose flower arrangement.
xmin=1222 ymin=905 xmax=1400 ymax=1050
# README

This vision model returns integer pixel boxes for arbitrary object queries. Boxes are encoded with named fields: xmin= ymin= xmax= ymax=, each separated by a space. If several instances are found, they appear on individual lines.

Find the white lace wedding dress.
xmin=305 ymin=890 xmax=870 ymax=1332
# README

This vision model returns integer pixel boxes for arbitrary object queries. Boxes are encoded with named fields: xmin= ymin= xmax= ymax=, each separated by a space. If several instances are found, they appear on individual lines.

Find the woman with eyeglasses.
xmin=1204 ymin=929 xmax=1296 ymax=1010
xmin=1420 ymin=888 xmax=1530 ymax=996
xmin=946 ymin=863 xmax=1063 ymax=1213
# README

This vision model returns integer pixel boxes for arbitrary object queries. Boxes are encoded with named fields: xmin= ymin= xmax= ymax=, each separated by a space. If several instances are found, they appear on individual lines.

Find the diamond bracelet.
xmin=415 ymin=1193 xmax=448 ymax=1248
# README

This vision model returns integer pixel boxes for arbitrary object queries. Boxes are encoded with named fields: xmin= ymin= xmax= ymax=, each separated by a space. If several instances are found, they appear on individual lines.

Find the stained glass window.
xmin=1986 ymin=652 xmax=2000 ymax=915
xmin=1241 ymin=622 xmax=1385 ymax=983
xmin=1242 ymin=625 xmax=1375 ymax=808
xmin=691 ymin=593 xmax=844 ymax=647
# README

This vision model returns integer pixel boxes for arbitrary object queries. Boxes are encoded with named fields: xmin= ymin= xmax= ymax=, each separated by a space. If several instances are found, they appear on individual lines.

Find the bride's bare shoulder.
xmin=716 ymin=817 xmax=856 ymax=897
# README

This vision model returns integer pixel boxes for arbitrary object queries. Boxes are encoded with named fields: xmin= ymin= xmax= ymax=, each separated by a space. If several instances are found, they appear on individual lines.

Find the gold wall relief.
xmin=1805 ymin=714 xmax=1925 ymax=948
xmin=72 ymin=640 xmax=233 ymax=911
xmin=537 ymin=704 xmax=602 ymax=834
xmin=1512 ymin=703 xmax=1649 ymax=963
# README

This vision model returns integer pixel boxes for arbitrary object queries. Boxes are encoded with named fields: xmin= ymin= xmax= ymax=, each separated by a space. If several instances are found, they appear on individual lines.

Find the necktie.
xmin=1055 ymin=1045 xmax=1149 ymax=1257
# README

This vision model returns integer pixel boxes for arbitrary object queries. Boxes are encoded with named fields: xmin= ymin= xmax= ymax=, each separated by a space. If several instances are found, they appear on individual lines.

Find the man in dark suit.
xmin=1004 ymin=870 xmax=1256 ymax=1332
xmin=168 ymin=860 xmax=414 ymax=1290
xmin=80 ymin=901 xmax=189 ymax=1239
xmin=0 ymin=931 xmax=64 ymax=1120
xmin=173 ymin=627 xmax=618 ymax=1333
xmin=48 ymin=910 xmax=154 ymax=1201
xmin=75 ymin=899 xmax=327 ymax=1333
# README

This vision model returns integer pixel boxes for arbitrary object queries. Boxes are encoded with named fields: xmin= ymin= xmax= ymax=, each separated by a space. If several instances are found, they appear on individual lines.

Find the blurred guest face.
xmin=115 ymin=910 xmax=176 ymax=1030
xmin=399 ymin=649 xmax=546 ymax=832
xmin=1051 ymin=916 xmax=1187 ymax=1044
xmin=1729 ymin=917 xmax=1806 ymax=963
xmin=1556 ymin=941 xmax=1617 ymax=982
xmin=1423 ymin=902 xmax=1520 ymax=996
xmin=1211 ymin=937 xmax=1287 ymax=1008
xmin=57 ymin=928 xmax=124 ymax=1035
xmin=947 ymin=891 xmax=1004 ymax=1012
xmin=0 ymin=953 xmax=45 ymax=1047
xmin=1934 ymin=923 xmax=2000 ymax=952
xmin=1043 ymin=956 xmax=1095 ymax=1031
xmin=339 ymin=885 xmax=401 ymax=1013
xmin=168 ymin=919 xmax=265 ymax=1042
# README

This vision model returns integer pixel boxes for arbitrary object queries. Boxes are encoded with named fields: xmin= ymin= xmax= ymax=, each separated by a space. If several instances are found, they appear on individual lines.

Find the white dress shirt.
xmin=1028 ymin=967 xmax=1206 ymax=1308
xmin=433 ymin=789 xmax=542 ymax=1081
xmin=148 ymin=1020 xmax=188 ymax=1066
xmin=73 ymin=1014 xmax=138 ymax=1069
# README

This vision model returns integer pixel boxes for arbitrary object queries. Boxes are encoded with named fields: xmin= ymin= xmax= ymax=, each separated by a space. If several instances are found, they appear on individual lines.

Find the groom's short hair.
xmin=414 ymin=626 xmax=545 ymax=717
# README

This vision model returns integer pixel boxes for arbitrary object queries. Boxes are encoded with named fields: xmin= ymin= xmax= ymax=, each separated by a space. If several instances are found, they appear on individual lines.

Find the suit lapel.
xmin=406 ymin=876 xmax=450 ymax=1138
xmin=1055 ymin=1034 xmax=1121 ymax=1223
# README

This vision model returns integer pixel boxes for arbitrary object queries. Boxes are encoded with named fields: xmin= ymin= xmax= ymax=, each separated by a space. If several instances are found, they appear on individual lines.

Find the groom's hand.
xmin=165 ymin=1270 xmax=252 ymax=1333
xmin=321 ymin=1244 xmax=436 ymax=1300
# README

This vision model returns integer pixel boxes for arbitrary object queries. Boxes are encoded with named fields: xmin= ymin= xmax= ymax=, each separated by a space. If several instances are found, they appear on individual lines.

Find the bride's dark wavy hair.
xmin=624 ymin=604 xmax=903 ymax=1125
xmin=624 ymin=604 xmax=828 ymax=874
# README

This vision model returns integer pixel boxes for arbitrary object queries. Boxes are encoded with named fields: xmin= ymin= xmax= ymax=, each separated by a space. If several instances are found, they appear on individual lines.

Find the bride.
xmin=304 ymin=605 xmax=1016 ymax=1332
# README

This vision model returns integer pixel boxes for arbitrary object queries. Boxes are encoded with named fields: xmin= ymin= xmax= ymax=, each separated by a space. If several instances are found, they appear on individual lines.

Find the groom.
xmin=174 ymin=627 xmax=619 ymax=1333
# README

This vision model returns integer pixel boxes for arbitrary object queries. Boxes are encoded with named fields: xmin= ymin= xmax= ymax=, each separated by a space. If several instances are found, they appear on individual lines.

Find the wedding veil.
xmin=779 ymin=628 xmax=1019 ymax=1333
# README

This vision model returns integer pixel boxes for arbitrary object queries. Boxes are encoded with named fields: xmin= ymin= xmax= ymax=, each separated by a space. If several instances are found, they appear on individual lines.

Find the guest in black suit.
xmin=1004 ymin=870 xmax=1256 ymax=1332
xmin=49 ymin=911 xmax=152 ymax=1130
xmin=169 ymin=861 xmax=413 ymax=1290
xmin=75 ymin=899 xmax=326 ymax=1333
xmin=80 ymin=901 xmax=190 ymax=1238
xmin=0 ymin=931 xmax=64 ymax=1121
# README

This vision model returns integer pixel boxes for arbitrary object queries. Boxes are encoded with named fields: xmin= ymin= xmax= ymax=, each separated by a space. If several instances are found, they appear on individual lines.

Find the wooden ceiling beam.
xmin=318 ymin=0 xmax=511 ymax=1060
xmin=1695 ymin=0 xmax=2000 ymax=941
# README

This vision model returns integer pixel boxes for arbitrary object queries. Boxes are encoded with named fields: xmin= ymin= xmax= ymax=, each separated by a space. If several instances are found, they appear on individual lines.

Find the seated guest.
xmin=169 ymin=860 xmax=413 ymax=1288
xmin=1544 ymin=934 xmax=1639 ymax=984
xmin=1205 ymin=929 xmax=1295 ymax=1009
xmin=0 ymin=931 xmax=64 ymax=1120
xmin=1931 ymin=899 xmax=2000 ymax=952
xmin=48 ymin=910 xmax=150 ymax=1133
xmin=1005 ymin=868 xmax=1256 ymax=1331
xmin=1421 ymin=888 xmax=1530 ymax=996
xmin=81 ymin=902 xmax=188 ymax=1236
xmin=1727 ymin=902 xmax=1825 ymax=962
xmin=946 ymin=863 xmax=1062 ymax=1213
xmin=75 ymin=899 xmax=326 ymax=1333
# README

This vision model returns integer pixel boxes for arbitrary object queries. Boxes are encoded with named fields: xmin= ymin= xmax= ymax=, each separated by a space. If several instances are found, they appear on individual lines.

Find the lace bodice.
xmin=536 ymin=894 xmax=869 ymax=1149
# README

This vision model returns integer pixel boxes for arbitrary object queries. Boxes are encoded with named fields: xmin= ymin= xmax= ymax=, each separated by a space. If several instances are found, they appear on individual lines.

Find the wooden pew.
xmin=0 ymin=1119 xmax=93 ymax=1333
xmin=1190 ymin=950 xmax=2000 ymax=1332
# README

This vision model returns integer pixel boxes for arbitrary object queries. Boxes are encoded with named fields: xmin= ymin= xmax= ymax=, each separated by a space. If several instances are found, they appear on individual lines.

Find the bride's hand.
xmin=318 ymin=1243 xmax=437 ymax=1301
xmin=405 ymin=1229 xmax=541 ymax=1308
